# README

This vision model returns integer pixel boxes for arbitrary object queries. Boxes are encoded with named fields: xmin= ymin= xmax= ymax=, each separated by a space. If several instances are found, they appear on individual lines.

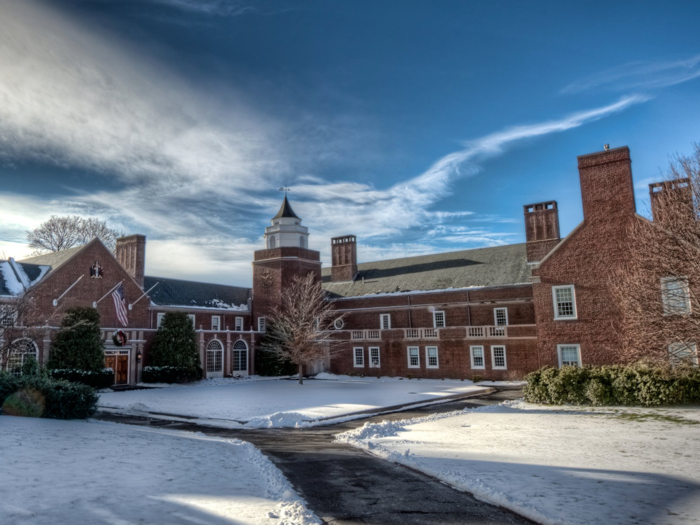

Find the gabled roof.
xmin=272 ymin=195 xmax=300 ymax=220
xmin=19 ymin=245 xmax=85 ymax=270
xmin=144 ymin=275 xmax=251 ymax=310
xmin=0 ymin=259 xmax=51 ymax=297
xmin=322 ymin=243 xmax=531 ymax=298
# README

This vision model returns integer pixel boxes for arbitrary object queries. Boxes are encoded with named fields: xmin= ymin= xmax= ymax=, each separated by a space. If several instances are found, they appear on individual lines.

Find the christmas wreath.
xmin=112 ymin=329 xmax=128 ymax=347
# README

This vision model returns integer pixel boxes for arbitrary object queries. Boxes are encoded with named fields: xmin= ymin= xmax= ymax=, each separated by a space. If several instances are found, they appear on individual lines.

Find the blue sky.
xmin=0 ymin=0 xmax=699 ymax=286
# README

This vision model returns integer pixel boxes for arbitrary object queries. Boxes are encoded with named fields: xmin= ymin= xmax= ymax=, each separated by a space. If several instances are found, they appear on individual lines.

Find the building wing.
xmin=144 ymin=275 xmax=251 ymax=310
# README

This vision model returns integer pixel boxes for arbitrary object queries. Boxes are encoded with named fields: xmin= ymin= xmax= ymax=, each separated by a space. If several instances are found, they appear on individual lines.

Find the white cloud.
xmin=561 ymin=54 xmax=700 ymax=94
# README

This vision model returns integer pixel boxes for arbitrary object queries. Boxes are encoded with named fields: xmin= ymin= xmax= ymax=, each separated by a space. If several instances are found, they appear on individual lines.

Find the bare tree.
xmin=261 ymin=273 xmax=344 ymax=385
xmin=611 ymin=144 xmax=700 ymax=364
xmin=26 ymin=215 xmax=124 ymax=255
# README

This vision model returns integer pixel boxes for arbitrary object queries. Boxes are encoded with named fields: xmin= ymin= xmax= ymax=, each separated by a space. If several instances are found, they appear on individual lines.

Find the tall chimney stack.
xmin=116 ymin=234 xmax=146 ymax=289
xmin=523 ymin=201 xmax=560 ymax=263
xmin=649 ymin=179 xmax=693 ymax=223
xmin=331 ymin=235 xmax=358 ymax=282
xmin=577 ymin=146 xmax=635 ymax=222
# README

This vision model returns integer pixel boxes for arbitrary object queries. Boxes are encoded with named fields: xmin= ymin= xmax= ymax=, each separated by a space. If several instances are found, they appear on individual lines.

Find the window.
xmin=235 ymin=316 xmax=244 ymax=331
xmin=407 ymin=346 xmax=420 ymax=368
xmin=156 ymin=313 xmax=165 ymax=328
xmin=0 ymin=305 xmax=17 ymax=328
xmin=334 ymin=318 xmax=345 ymax=330
xmin=233 ymin=340 xmax=248 ymax=372
xmin=668 ymin=343 xmax=698 ymax=366
xmin=6 ymin=338 xmax=38 ymax=376
xmin=557 ymin=344 xmax=581 ymax=367
xmin=369 ymin=347 xmax=380 ymax=368
xmin=552 ymin=285 xmax=577 ymax=320
xmin=380 ymin=314 xmax=391 ymax=330
xmin=268 ymin=236 xmax=276 ymax=249
xmin=188 ymin=314 xmax=196 ymax=328
xmin=206 ymin=339 xmax=223 ymax=373
xmin=433 ymin=311 xmax=446 ymax=328
xmin=211 ymin=316 xmax=221 ymax=331
xmin=470 ymin=346 xmax=485 ymax=369
xmin=258 ymin=317 xmax=266 ymax=332
xmin=353 ymin=347 xmax=364 ymax=367
xmin=494 ymin=308 xmax=508 ymax=326
xmin=491 ymin=345 xmax=507 ymax=370
xmin=661 ymin=277 xmax=691 ymax=315
xmin=299 ymin=236 xmax=306 ymax=249
xmin=426 ymin=346 xmax=439 ymax=368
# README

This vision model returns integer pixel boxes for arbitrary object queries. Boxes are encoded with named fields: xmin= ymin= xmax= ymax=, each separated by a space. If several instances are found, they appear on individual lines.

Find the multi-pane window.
xmin=494 ymin=308 xmax=508 ymax=326
xmin=353 ymin=347 xmax=364 ymax=367
xmin=187 ymin=314 xmax=196 ymax=327
xmin=558 ymin=344 xmax=581 ymax=367
xmin=369 ymin=347 xmax=381 ymax=368
xmin=552 ymin=285 xmax=577 ymax=320
xmin=426 ymin=346 xmax=439 ymax=368
xmin=668 ymin=342 xmax=698 ymax=366
xmin=211 ymin=316 xmax=221 ymax=331
xmin=6 ymin=338 xmax=37 ymax=377
xmin=380 ymin=314 xmax=391 ymax=330
xmin=491 ymin=345 xmax=507 ymax=370
xmin=433 ymin=311 xmax=446 ymax=328
xmin=235 ymin=317 xmax=244 ymax=331
xmin=470 ymin=346 xmax=485 ymax=369
xmin=661 ymin=277 xmax=691 ymax=316
xmin=407 ymin=346 xmax=420 ymax=368
xmin=0 ymin=305 xmax=17 ymax=328
xmin=206 ymin=340 xmax=223 ymax=373
xmin=258 ymin=317 xmax=266 ymax=332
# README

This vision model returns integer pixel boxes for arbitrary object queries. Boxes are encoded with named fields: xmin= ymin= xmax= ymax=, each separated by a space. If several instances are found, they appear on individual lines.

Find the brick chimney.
xmin=116 ymin=234 xmax=146 ymax=288
xmin=578 ymin=146 xmax=635 ymax=222
xmin=523 ymin=201 xmax=560 ymax=263
xmin=331 ymin=235 xmax=358 ymax=282
xmin=650 ymin=178 xmax=693 ymax=223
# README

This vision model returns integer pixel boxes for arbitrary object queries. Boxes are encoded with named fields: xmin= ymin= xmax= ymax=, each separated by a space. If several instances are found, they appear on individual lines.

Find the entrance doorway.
xmin=105 ymin=350 xmax=129 ymax=385
xmin=232 ymin=340 xmax=248 ymax=376
xmin=206 ymin=339 xmax=224 ymax=379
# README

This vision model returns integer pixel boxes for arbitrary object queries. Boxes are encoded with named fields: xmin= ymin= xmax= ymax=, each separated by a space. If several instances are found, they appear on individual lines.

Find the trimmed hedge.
xmin=0 ymin=373 xmax=98 ymax=419
xmin=524 ymin=362 xmax=700 ymax=407
xmin=49 ymin=368 xmax=115 ymax=389
xmin=142 ymin=365 xmax=202 ymax=384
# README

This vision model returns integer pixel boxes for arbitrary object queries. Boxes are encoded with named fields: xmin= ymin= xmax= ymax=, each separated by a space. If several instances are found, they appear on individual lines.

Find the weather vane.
xmin=279 ymin=187 xmax=291 ymax=194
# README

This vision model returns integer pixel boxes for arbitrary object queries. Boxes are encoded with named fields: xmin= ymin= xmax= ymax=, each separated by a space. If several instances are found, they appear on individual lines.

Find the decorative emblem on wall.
xmin=260 ymin=269 xmax=273 ymax=288
xmin=90 ymin=261 xmax=104 ymax=279
xmin=112 ymin=329 xmax=128 ymax=346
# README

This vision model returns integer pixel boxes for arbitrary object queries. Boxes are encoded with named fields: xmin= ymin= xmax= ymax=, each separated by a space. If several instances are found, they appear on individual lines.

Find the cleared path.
xmin=96 ymin=390 xmax=534 ymax=525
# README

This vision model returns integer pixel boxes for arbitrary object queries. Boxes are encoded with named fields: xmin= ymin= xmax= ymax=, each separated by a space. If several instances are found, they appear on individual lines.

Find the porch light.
xmin=137 ymin=352 xmax=143 ymax=362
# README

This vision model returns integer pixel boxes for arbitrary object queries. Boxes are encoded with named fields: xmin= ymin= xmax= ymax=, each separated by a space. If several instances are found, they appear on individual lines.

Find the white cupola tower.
xmin=264 ymin=195 xmax=310 ymax=249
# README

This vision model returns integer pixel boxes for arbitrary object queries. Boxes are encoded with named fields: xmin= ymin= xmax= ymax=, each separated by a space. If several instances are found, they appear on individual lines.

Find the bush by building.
xmin=49 ymin=368 xmax=114 ymax=389
xmin=0 ymin=374 xmax=98 ymax=419
xmin=148 ymin=313 xmax=200 ymax=380
xmin=254 ymin=344 xmax=297 ymax=377
xmin=524 ymin=362 xmax=700 ymax=406
xmin=141 ymin=365 xmax=201 ymax=384
xmin=47 ymin=307 xmax=106 ymax=372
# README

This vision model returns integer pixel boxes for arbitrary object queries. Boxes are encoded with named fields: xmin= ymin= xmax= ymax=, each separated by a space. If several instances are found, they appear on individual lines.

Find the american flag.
xmin=112 ymin=284 xmax=128 ymax=327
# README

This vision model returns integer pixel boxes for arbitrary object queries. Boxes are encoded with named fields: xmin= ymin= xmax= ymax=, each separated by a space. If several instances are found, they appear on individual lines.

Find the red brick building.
xmin=1 ymin=146 xmax=692 ymax=384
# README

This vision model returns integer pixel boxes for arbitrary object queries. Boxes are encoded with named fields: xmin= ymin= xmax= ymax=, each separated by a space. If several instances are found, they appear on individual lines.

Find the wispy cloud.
xmin=561 ymin=54 xmax=700 ymax=94
xmin=147 ymin=0 xmax=287 ymax=17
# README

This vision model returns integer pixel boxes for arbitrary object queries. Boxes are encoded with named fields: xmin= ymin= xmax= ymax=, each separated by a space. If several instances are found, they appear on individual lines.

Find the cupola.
xmin=264 ymin=195 xmax=310 ymax=249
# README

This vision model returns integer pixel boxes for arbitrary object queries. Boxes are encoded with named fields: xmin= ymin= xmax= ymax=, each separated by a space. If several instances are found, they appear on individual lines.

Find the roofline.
xmin=145 ymin=275 xmax=252 ymax=292
xmin=326 ymin=282 xmax=533 ymax=300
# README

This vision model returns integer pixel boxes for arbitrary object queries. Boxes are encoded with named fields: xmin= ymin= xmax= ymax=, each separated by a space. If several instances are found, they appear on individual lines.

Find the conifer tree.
xmin=150 ymin=312 xmax=200 ymax=371
xmin=47 ymin=307 xmax=105 ymax=372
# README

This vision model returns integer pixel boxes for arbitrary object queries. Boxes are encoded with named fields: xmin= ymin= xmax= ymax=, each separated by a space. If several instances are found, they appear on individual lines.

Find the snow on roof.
xmin=0 ymin=258 xmax=51 ymax=297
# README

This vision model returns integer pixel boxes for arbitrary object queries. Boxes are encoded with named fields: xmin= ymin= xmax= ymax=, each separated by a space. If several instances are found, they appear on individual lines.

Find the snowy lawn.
xmin=336 ymin=400 xmax=700 ymax=525
xmin=99 ymin=376 xmax=486 ymax=428
xmin=0 ymin=416 xmax=319 ymax=525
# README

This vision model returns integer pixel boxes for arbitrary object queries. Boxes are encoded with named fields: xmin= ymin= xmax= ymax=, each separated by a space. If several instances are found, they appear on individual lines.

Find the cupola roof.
xmin=272 ymin=195 xmax=300 ymax=220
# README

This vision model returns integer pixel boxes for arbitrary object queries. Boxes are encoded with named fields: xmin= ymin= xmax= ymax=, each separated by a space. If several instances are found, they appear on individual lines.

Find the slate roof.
xmin=144 ymin=276 xmax=251 ymax=310
xmin=19 ymin=245 xmax=85 ymax=270
xmin=272 ymin=195 xmax=300 ymax=220
xmin=321 ymin=243 xmax=531 ymax=298
xmin=0 ymin=259 xmax=51 ymax=297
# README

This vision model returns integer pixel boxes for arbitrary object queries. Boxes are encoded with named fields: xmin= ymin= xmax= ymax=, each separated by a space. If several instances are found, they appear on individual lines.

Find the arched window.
xmin=268 ymin=236 xmax=276 ymax=249
xmin=7 ymin=338 xmax=38 ymax=376
xmin=233 ymin=340 xmax=248 ymax=373
xmin=206 ymin=339 xmax=223 ymax=375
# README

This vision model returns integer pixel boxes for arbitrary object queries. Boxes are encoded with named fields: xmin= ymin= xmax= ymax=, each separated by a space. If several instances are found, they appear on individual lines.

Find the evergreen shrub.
xmin=142 ymin=365 xmax=202 ymax=384
xmin=2 ymin=388 xmax=45 ymax=417
xmin=254 ymin=345 xmax=296 ymax=377
xmin=50 ymin=369 xmax=115 ymax=389
xmin=149 ymin=313 xmax=200 ymax=381
xmin=524 ymin=362 xmax=700 ymax=406
xmin=47 ymin=307 xmax=105 ymax=372
xmin=0 ymin=371 xmax=20 ymax=405
xmin=0 ymin=375 xmax=98 ymax=419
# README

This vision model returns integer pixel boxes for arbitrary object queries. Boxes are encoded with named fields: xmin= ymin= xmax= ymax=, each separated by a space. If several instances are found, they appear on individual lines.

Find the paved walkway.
xmin=96 ymin=390 xmax=534 ymax=525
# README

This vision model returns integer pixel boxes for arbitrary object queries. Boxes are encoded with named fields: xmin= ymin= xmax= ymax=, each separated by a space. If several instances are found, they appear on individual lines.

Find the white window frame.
xmin=407 ymin=346 xmax=420 ymax=368
xmin=334 ymin=318 xmax=345 ymax=330
xmin=490 ymin=345 xmax=507 ymax=370
xmin=557 ymin=344 xmax=582 ymax=367
xmin=661 ymin=276 xmax=692 ymax=316
xmin=493 ymin=307 xmax=508 ymax=326
xmin=156 ymin=312 xmax=165 ymax=328
xmin=211 ymin=315 xmax=221 ymax=331
xmin=369 ymin=347 xmax=381 ymax=368
xmin=235 ymin=316 xmax=244 ymax=331
xmin=0 ymin=305 xmax=17 ymax=328
xmin=426 ymin=346 xmax=439 ymax=368
xmin=353 ymin=347 xmax=365 ymax=368
xmin=187 ymin=314 xmax=196 ymax=328
xmin=552 ymin=285 xmax=577 ymax=320
xmin=380 ymin=314 xmax=391 ymax=330
xmin=433 ymin=311 xmax=446 ymax=328
xmin=470 ymin=345 xmax=485 ymax=370
xmin=668 ymin=342 xmax=698 ymax=366
xmin=258 ymin=317 xmax=266 ymax=332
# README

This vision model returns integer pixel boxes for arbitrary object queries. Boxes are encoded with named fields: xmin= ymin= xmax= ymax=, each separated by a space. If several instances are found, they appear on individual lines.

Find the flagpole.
xmin=52 ymin=274 xmax=85 ymax=307
xmin=93 ymin=281 xmax=124 ymax=308
xmin=128 ymin=282 xmax=159 ymax=311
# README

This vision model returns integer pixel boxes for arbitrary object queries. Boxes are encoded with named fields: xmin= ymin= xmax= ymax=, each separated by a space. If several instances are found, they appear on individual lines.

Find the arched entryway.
xmin=232 ymin=340 xmax=248 ymax=376
xmin=206 ymin=339 xmax=224 ymax=379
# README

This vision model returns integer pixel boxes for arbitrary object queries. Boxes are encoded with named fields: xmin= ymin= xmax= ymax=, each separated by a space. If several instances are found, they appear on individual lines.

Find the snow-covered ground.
xmin=0 ymin=416 xmax=319 ymax=525
xmin=336 ymin=400 xmax=700 ymax=525
xmin=99 ymin=377 xmax=485 ymax=428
